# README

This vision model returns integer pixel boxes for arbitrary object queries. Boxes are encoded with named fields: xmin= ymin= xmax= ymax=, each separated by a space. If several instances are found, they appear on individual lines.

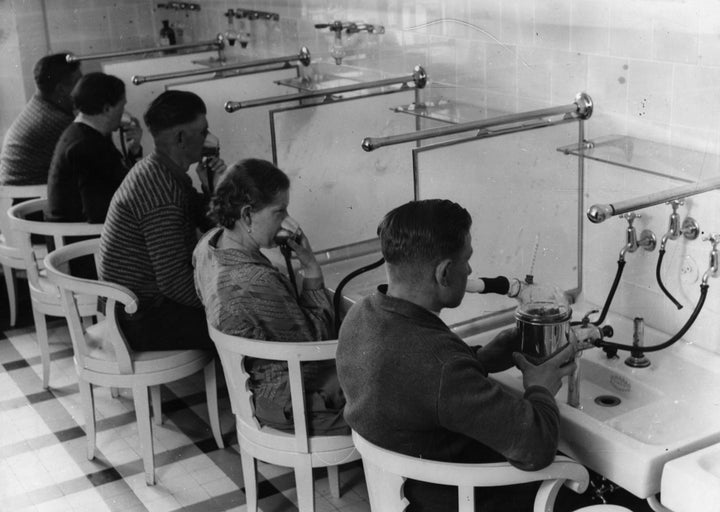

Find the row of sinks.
xmin=310 ymin=247 xmax=720 ymax=510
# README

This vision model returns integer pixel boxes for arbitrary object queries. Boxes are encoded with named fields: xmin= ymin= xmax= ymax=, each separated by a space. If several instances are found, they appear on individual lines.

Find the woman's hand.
xmin=285 ymin=230 xmax=322 ymax=280
xmin=122 ymin=116 xmax=143 ymax=155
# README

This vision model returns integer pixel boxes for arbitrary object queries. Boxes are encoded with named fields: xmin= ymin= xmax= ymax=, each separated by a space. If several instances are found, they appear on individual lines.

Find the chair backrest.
xmin=43 ymin=238 xmax=139 ymax=374
xmin=0 ymin=184 xmax=47 ymax=247
xmin=351 ymin=430 xmax=590 ymax=512
xmin=7 ymin=198 xmax=103 ymax=289
xmin=208 ymin=324 xmax=340 ymax=453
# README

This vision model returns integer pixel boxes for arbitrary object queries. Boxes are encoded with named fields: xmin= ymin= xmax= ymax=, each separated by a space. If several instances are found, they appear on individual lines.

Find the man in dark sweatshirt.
xmin=336 ymin=199 xmax=578 ymax=511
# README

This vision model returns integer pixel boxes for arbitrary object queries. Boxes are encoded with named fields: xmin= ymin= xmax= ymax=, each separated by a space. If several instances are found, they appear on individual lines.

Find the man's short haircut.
xmin=378 ymin=199 xmax=472 ymax=267
xmin=210 ymin=158 xmax=290 ymax=229
xmin=143 ymin=90 xmax=207 ymax=136
xmin=33 ymin=53 xmax=81 ymax=95
xmin=71 ymin=73 xmax=126 ymax=115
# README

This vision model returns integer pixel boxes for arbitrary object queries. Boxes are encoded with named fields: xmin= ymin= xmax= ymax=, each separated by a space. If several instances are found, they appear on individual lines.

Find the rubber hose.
xmin=656 ymin=249 xmax=683 ymax=310
xmin=589 ymin=259 xmax=626 ymax=326
xmin=281 ymin=246 xmax=299 ymax=299
xmin=333 ymin=257 xmax=386 ymax=334
xmin=596 ymin=284 xmax=708 ymax=353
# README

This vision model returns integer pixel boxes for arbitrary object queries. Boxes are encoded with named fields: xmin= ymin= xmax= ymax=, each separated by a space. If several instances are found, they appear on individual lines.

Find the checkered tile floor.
xmin=0 ymin=314 xmax=370 ymax=512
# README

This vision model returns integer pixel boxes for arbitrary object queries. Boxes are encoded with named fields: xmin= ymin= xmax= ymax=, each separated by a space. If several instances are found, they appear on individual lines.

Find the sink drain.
xmin=594 ymin=395 xmax=622 ymax=407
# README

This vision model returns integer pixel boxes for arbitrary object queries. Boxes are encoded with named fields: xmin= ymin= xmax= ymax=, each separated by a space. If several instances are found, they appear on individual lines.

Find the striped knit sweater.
xmin=99 ymin=151 xmax=210 ymax=311
xmin=0 ymin=95 xmax=74 ymax=185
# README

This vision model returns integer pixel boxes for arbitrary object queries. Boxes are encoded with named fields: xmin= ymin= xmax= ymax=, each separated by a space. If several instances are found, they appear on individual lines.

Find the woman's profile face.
xmin=250 ymin=188 xmax=290 ymax=248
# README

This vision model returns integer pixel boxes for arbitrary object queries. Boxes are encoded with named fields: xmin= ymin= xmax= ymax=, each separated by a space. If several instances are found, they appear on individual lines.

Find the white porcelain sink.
xmin=471 ymin=308 xmax=720 ymax=499
xmin=661 ymin=442 xmax=720 ymax=512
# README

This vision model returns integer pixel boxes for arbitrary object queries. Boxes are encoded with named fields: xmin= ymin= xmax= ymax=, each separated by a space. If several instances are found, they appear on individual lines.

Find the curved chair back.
xmin=8 ymin=198 xmax=103 ymax=288
xmin=43 ymin=237 xmax=137 ymax=373
xmin=208 ymin=325 xmax=359 ymax=511
xmin=351 ymin=430 xmax=590 ymax=512
xmin=0 ymin=184 xmax=47 ymax=326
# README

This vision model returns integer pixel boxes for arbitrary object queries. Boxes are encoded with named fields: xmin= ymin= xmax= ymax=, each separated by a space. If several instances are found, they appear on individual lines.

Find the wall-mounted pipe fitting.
xmin=224 ymin=64 xmax=426 ymax=112
xmin=315 ymin=20 xmax=385 ymax=65
xmin=587 ymin=176 xmax=720 ymax=223
xmin=66 ymin=34 xmax=224 ymax=63
xmin=361 ymin=92 xmax=593 ymax=152
xmin=132 ymin=46 xmax=310 ymax=85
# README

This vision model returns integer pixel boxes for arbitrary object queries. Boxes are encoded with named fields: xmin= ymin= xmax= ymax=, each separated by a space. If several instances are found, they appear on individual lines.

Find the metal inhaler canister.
xmin=514 ymin=275 xmax=572 ymax=360
xmin=515 ymin=305 xmax=572 ymax=360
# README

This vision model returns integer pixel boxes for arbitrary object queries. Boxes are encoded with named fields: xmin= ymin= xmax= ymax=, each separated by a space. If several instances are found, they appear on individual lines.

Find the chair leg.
xmin=31 ymin=306 xmax=51 ymax=389
xmin=240 ymin=448 xmax=258 ymax=511
xmin=295 ymin=461 xmax=315 ymax=512
xmin=3 ymin=265 xmax=17 ymax=327
xmin=327 ymin=465 xmax=341 ymax=498
xmin=151 ymin=386 xmax=162 ymax=426
xmin=204 ymin=360 xmax=224 ymax=449
xmin=78 ymin=379 xmax=96 ymax=460
xmin=132 ymin=385 xmax=155 ymax=486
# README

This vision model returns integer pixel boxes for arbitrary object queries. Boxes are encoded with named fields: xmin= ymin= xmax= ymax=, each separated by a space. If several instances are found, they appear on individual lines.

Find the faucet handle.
xmin=620 ymin=212 xmax=640 ymax=225
xmin=702 ymin=233 xmax=720 ymax=248
xmin=666 ymin=199 xmax=684 ymax=211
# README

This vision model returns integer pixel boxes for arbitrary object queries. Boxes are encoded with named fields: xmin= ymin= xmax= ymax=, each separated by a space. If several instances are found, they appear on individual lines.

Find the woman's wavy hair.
xmin=210 ymin=158 xmax=290 ymax=229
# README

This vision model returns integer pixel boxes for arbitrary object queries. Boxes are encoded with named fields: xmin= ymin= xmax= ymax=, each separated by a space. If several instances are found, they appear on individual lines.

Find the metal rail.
xmin=361 ymin=92 xmax=594 ymax=151
xmin=587 ymin=176 xmax=720 ymax=223
xmin=66 ymin=35 xmax=225 ymax=63
xmin=225 ymin=65 xmax=427 ymax=112
xmin=132 ymin=47 xmax=311 ymax=85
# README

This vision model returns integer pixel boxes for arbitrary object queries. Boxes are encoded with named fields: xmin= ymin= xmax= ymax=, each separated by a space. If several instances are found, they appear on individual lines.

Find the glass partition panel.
xmin=271 ymin=91 xmax=424 ymax=251
xmin=414 ymin=122 xmax=582 ymax=328
xmin=166 ymin=68 xmax=299 ymax=166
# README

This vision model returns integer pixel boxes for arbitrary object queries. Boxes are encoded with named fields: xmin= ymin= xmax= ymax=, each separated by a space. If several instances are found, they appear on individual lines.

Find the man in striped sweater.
xmin=99 ymin=90 xmax=226 ymax=351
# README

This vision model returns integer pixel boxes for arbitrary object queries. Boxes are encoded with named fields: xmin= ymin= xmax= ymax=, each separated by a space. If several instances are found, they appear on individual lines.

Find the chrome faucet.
xmin=702 ymin=233 xmax=720 ymax=285
xmin=619 ymin=212 xmax=656 ymax=261
xmin=567 ymin=311 xmax=613 ymax=408
xmin=660 ymin=200 xmax=699 ymax=249
xmin=625 ymin=317 xmax=650 ymax=368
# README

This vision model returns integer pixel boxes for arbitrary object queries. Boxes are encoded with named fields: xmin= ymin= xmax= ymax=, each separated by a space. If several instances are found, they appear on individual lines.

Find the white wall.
xmin=5 ymin=0 xmax=720 ymax=352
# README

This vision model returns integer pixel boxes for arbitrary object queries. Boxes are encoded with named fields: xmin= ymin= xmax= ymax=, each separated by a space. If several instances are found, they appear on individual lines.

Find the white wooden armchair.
xmin=44 ymin=238 xmax=224 ymax=485
xmin=7 ymin=197 xmax=101 ymax=388
xmin=208 ymin=325 xmax=360 ymax=511
xmin=352 ymin=430 xmax=593 ymax=512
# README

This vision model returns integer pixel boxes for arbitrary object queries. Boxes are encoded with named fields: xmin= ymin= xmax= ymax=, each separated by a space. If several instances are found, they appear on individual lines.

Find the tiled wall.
xmin=3 ymin=0 xmax=720 ymax=352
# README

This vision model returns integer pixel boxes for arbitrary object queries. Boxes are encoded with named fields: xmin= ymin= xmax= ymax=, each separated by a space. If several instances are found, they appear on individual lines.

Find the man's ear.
xmin=435 ymin=259 xmax=452 ymax=287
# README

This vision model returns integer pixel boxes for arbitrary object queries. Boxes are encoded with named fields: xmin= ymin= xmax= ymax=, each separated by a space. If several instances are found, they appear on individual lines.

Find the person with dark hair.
xmin=46 ymin=72 xmax=142 ymax=223
xmin=0 ymin=53 xmax=82 ymax=185
xmin=336 ymin=199 xmax=579 ymax=512
xmin=98 ymin=89 xmax=225 ymax=351
xmin=193 ymin=158 xmax=346 ymax=434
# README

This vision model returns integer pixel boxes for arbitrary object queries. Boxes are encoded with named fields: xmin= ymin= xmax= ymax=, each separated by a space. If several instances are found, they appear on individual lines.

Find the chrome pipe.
xmin=66 ymin=35 xmax=225 ymax=63
xmin=587 ymin=175 xmax=720 ymax=223
xmin=225 ymin=65 xmax=427 ymax=112
xmin=361 ymin=92 xmax=593 ymax=152
xmin=133 ymin=47 xmax=311 ymax=85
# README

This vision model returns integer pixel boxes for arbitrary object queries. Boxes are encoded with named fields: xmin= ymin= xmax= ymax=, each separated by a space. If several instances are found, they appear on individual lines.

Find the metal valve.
xmin=619 ymin=213 xmax=656 ymax=257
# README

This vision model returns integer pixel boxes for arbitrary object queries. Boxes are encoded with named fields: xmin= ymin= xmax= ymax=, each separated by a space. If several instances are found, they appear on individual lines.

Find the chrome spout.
xmin=701 ymin=233 xmax=720 ymax=285
xmin=567 ymin=315 xmax=613 ymax=407
xmin=618 ymin=213 xmax=655 ymax=261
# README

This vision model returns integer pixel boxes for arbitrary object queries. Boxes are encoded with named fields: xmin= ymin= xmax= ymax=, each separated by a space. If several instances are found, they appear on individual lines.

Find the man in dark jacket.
xmin=336 ymin=199 xmax=578 ymax=511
